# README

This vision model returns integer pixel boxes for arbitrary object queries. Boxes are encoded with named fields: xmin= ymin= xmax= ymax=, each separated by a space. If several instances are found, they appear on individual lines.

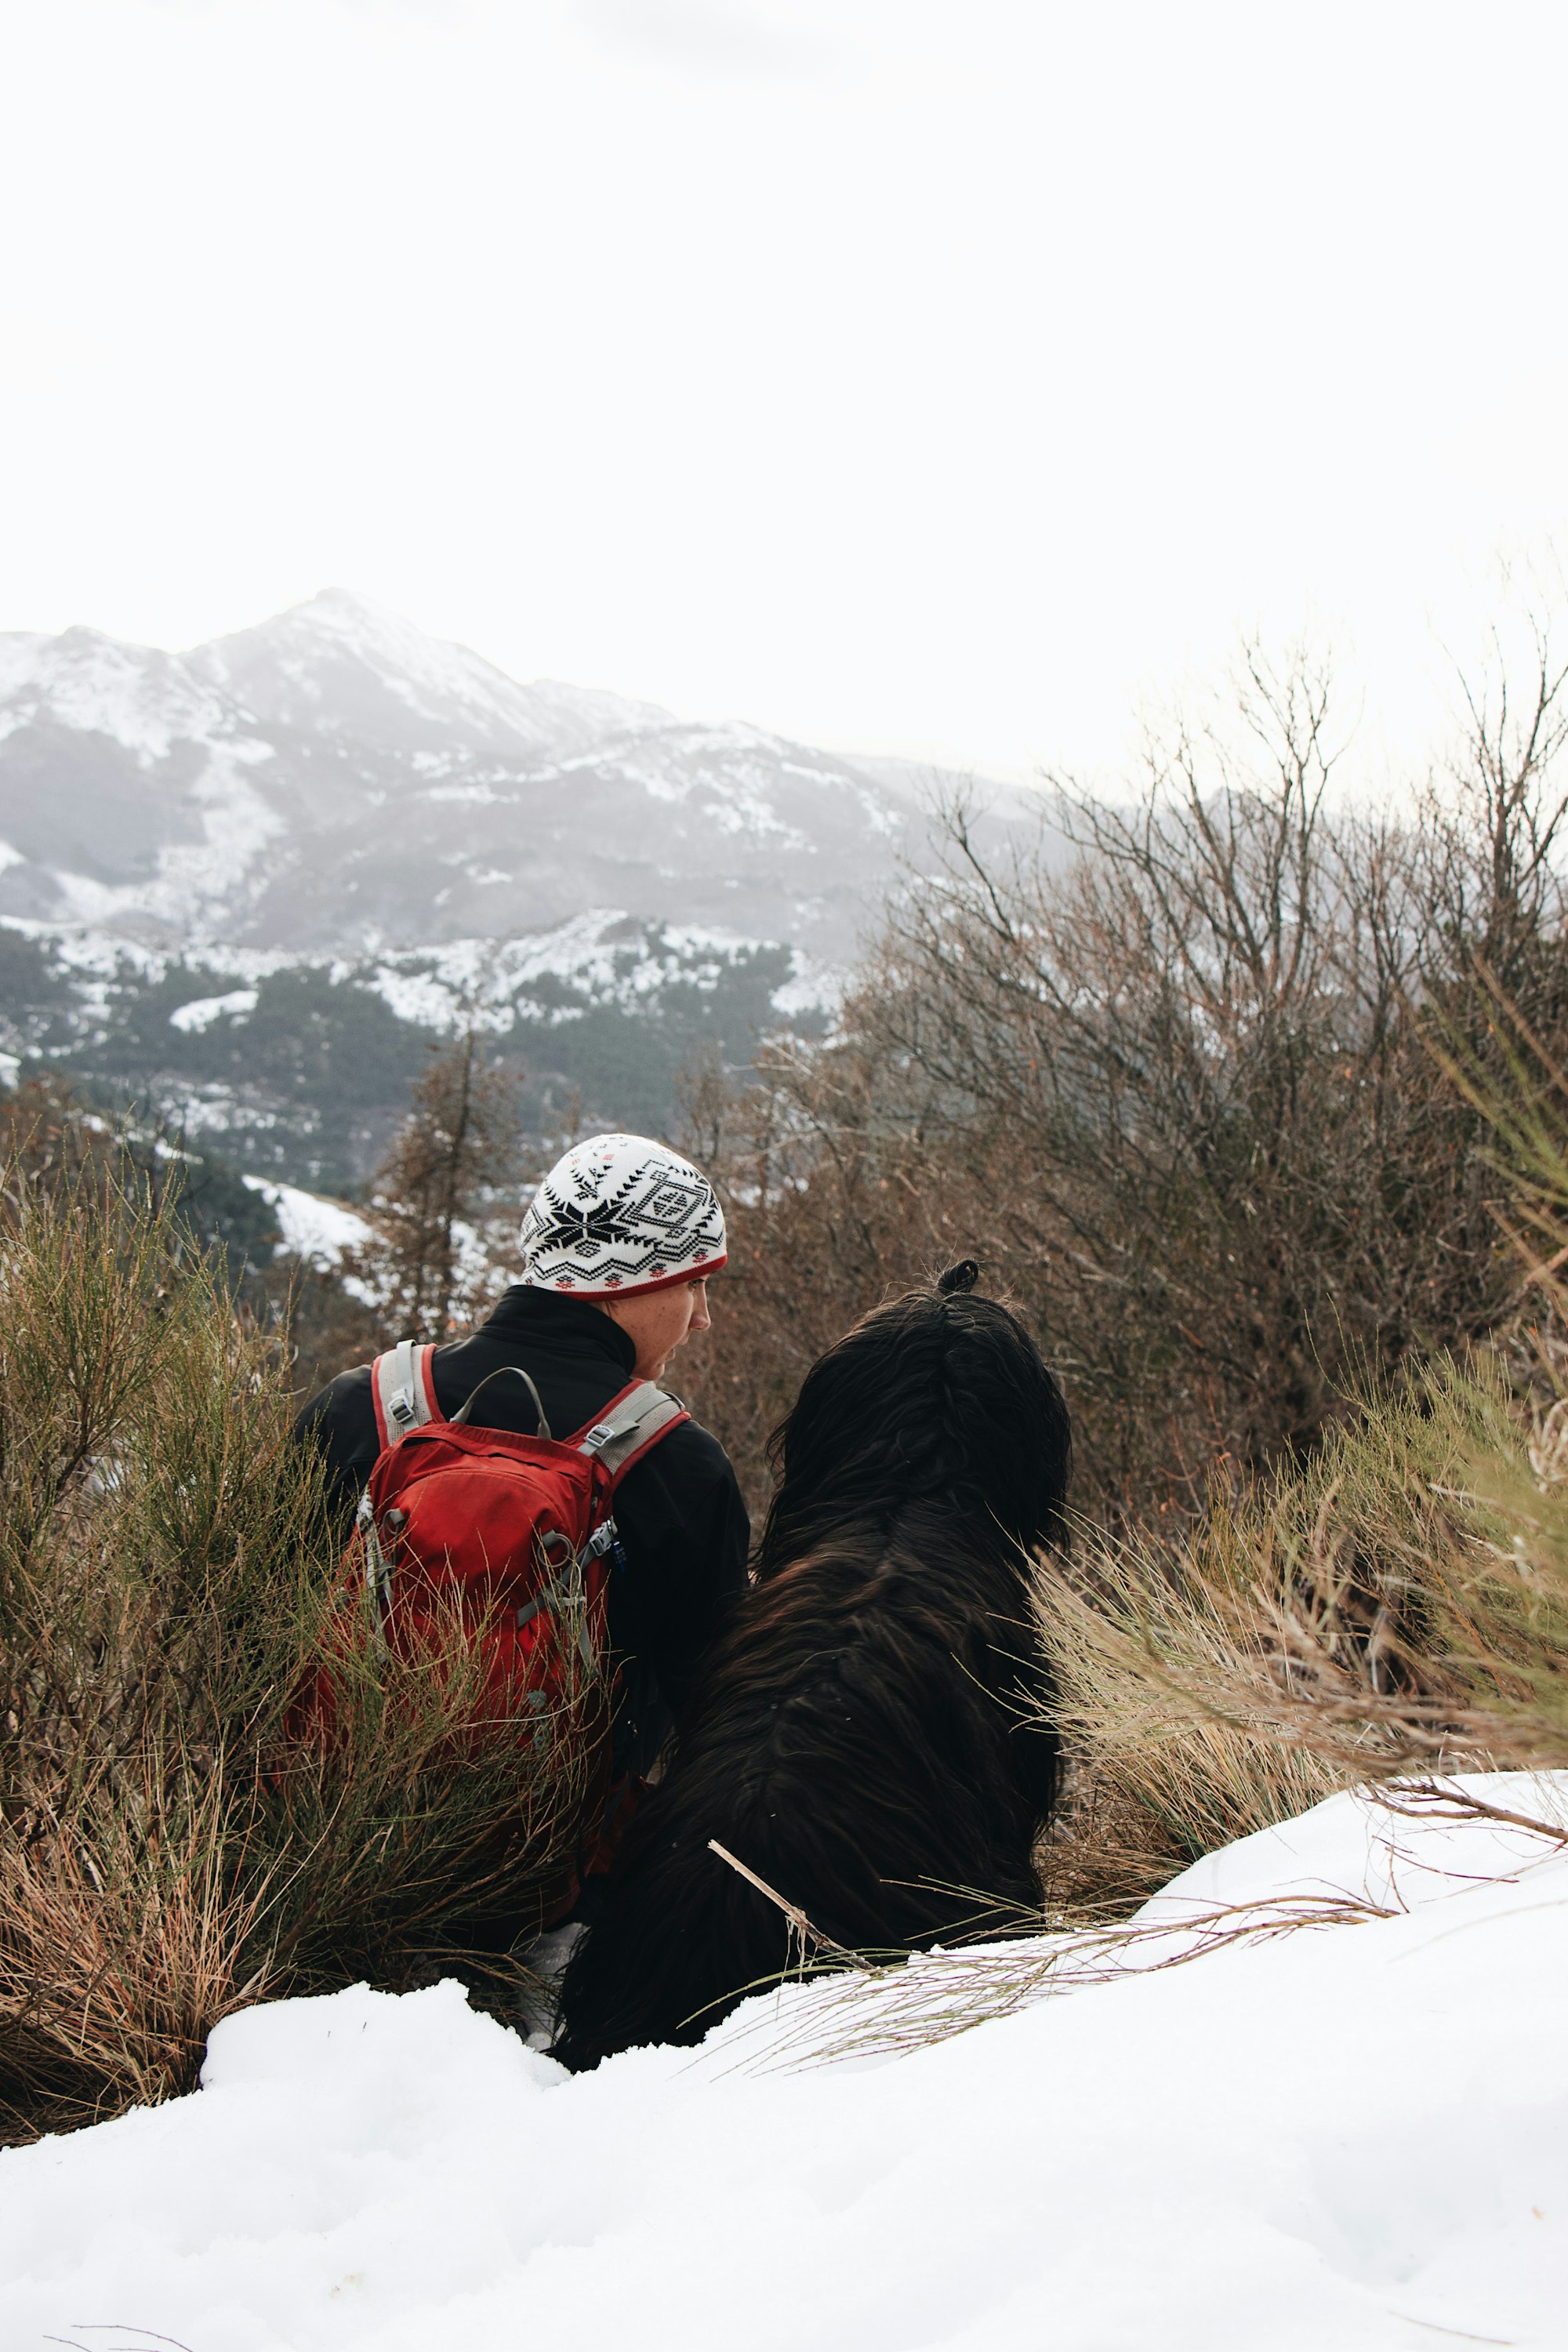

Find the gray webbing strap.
xmin=373 ymin=1339 xmax=437 ymax=1449
xmin=451 ymin=1363 xmax=552 ymax=1440
xmin=576 ymin=1381 xmax=686 ymax=1480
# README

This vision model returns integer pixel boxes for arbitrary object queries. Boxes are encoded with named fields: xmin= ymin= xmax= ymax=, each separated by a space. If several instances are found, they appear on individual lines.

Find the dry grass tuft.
xmin=1026 ymin=1339 xmax=1568 ymax=1919
xmin=1031 ymin=1532 xmax=1354 ymax=1921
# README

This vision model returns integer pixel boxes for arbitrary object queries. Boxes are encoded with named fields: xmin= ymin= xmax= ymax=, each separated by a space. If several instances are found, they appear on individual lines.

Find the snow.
xmin=170 ymin=987 xmax=259 ymax=1033
xmin=173 ymin=1088 xmax=289 ymax=1141
xmin=43 ymin=746 xmax=284 ymax=949
xmin=2 ymin=1774 xmax=1565 ymax=2350
xmin=243 ymin=1176 xmax=372 ymax=1269
xmin=1 ymin=594 xmax=967 ymax=979
xmin=0 ymin=625 xmax=234 ymax=760
xmin=354 ymin=914 xmax=791 ymax=1033
xmin=770 ymin=948 xmax=841 ymax=1018
xmin=365 ymin=962 xmax=484 ymax=1030
xmin=1140 ymin=1768 xmax=1568 ymax=1922
xmin=191 ymin=590 xmax=673 ymax=761
xmin=0 ymin=632 xmax=51 ymax=705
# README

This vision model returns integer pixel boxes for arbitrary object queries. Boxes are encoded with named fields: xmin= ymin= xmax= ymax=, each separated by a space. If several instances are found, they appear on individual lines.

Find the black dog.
xmin=551 ymin=1263 xmax=1072 ymax=2068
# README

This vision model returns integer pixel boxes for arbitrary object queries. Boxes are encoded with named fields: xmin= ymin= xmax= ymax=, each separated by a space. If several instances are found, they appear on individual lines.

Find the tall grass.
xmin=1030 ymin=1345 xmax=1568 ymax=1919
xmin=0 ymin=1165 xmax=610 ymax=2141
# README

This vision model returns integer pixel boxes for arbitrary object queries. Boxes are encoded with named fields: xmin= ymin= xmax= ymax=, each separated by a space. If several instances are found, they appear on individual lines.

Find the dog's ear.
xmin=936 ymin=1259 xmax=981 ymax=1297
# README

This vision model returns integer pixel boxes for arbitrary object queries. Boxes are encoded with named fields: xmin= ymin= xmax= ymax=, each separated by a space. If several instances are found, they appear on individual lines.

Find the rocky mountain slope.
xmin=0 ymin=590 xmax=1051 ymax=1186
xmin=0 ymin=587 xmax=951 ymax=961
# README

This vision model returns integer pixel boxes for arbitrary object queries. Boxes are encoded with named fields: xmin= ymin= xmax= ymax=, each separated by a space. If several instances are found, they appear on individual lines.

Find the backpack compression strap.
xmin=576 ymin=1379 xmax=689 ymax=1486
xmin=370 ymin=1351 xmax=684 ymax=1475
xmin=371 ymin=1340 xmax=441 ymax=1450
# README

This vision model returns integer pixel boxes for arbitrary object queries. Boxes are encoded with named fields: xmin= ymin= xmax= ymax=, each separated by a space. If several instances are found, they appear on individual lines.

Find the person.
xmin=294 ymin=1131 xmax=749 ymax=1779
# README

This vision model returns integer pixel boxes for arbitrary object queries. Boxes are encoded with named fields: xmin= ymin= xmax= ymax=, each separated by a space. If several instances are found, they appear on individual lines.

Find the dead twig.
xmin=706 ymin=1840 xmax=872 ymax=1970
xmin=1371 ymin=1777 xmax=1568 ymax=1847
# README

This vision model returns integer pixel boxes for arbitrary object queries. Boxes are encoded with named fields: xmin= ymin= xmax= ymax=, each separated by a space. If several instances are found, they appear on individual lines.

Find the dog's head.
xmin=755 ymin=1262 xmax=1071 ymax=1573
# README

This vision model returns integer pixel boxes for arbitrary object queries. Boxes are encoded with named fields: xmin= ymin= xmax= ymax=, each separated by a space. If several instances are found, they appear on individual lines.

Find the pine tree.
xmin=361 ymin=1031 xmax=523 ymax=1335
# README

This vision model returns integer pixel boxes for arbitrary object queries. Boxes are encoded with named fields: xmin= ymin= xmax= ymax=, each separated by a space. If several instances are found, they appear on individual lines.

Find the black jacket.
xmin=294 ymin=1286 xmax=750 ymax=1772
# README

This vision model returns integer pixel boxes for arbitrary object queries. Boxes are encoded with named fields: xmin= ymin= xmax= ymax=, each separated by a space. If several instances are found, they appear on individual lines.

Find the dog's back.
xmin=552 ymin=1509 xmax=1057 ymax=2067
xmin=553 ymin=1268 xmax=1073 ymax=2070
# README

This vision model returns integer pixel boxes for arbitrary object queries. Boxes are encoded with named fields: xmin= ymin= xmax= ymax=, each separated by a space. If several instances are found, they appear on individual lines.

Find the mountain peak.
xmin=246 ymin=586 xmax=493 ymax=681
xmin=0 ymin=592 xmax=1037 ymax=978
xmin=186 ymin=590 xmax=672 ymax=758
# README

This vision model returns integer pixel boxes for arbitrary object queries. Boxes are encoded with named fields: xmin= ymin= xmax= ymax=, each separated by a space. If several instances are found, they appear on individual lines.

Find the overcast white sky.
xmin=2 ymin=0 xmax=1566 ymax=781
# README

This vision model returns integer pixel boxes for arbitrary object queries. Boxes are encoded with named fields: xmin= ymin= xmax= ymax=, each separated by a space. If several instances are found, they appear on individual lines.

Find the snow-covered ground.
xmin=4 ymin=1773 xmax=1566 ymax=2352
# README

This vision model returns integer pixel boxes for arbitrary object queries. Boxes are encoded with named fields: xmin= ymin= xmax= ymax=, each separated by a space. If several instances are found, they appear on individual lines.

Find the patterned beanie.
xmin=519 ymin=1132 xmax=727 ymax=1298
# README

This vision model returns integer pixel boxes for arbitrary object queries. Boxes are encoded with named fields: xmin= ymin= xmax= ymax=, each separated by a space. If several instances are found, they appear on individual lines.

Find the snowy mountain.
xmin=0 ymin=590 xmax=1051 ymax=1184
xmin=0 ymin=586 xmax=981 ymax=963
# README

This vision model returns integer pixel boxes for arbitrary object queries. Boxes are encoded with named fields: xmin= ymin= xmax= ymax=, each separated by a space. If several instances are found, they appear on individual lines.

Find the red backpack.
xmin=292 ymin=1345 xmax=686 ymax=1918
xmin=350 ymin=1340 xmax=688 ymax=1730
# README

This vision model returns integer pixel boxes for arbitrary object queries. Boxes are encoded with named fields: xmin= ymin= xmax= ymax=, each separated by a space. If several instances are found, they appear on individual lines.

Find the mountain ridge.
xmin=0 ymin=586 xmax=1018 ymax=964
xmin=0 ymin=589 xmax=1055 ymax=1186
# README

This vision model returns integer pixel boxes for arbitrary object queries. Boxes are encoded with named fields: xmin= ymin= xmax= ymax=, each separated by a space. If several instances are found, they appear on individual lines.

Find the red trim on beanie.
xmin=527 ymin=1250 xmax=728 ymax=1301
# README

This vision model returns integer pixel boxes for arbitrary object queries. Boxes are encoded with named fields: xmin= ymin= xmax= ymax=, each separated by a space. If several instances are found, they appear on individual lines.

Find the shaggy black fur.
xmin=551 ymin=1263 xmax=1072 ymax=2069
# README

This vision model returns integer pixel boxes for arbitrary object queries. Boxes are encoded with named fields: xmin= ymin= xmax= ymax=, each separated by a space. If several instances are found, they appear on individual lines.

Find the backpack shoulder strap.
xmin=371 ymin=1340 xmax=442 ymax=1450
xmin=574 ymin=1379 xmax=689 ymax=1488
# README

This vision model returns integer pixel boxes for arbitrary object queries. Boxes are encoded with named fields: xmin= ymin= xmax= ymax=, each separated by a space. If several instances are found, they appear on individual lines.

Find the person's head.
xmin=597 ymin=1273 xmax=711 ymax=1381
xmin=518 ymin=1131 xmax=725 ymax=1380
xmin=755 ymin=1260 xmax=1071 ymax=1573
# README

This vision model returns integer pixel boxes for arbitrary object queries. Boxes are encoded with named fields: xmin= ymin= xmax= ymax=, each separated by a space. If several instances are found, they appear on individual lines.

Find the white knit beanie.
xmin=519 ymin=1132 xmax=727 ymax=1298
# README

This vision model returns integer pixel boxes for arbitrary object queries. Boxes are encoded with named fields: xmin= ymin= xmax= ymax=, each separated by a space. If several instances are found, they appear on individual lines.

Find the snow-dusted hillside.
xmin=0 ymin=590 xmax=1054 ymax=1179
xmin=0 ymin=587 xmax=1014 ymax=964
xmin=3 ymin=1773 xmax=1563 ymax=2351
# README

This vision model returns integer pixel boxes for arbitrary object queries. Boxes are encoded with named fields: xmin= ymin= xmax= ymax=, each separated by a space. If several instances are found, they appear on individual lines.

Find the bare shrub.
xmin=684 ymin=622 xmax=1568 ymax=1526
xmin=673 ymin=618 xmax=1568 ymax=1942
xmin=675 ymin=1044 xmax=962 ymax=1515
xmin=0 ymin=1160 xmax=609 ymax=2142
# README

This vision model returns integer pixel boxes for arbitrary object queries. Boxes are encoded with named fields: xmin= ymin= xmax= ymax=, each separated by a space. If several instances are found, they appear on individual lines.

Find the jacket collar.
xmin=479 ymin=1283 xmax=637 ymax=1376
